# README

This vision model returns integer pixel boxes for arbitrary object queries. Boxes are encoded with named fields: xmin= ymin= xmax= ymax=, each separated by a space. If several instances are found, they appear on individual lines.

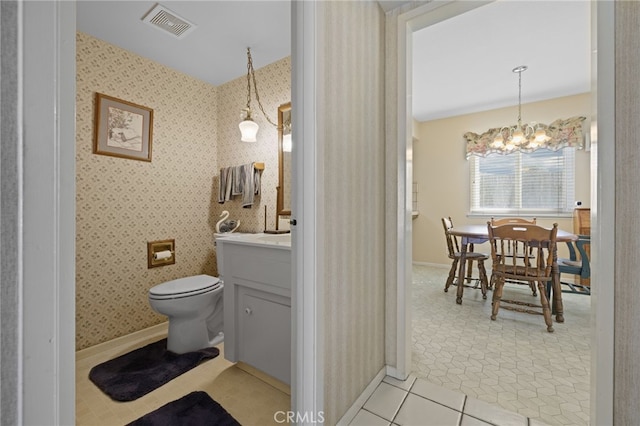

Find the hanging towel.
xmin=218 ymin=167 xmax=233 ymax=204
xmin=242 ymin=162 xmax=259 ymax=208
xmin=254 ymin=165 xmax=261 ymax=196
xmin=231 ymin=165 xmax=244 ymax=196
xmin=218 ymin=167 xmax=228 ymax=204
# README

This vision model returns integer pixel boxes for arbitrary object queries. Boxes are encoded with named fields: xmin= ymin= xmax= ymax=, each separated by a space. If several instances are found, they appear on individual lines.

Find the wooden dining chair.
xmin=489 ymin=217 xmax=538 ymax=296
xmin=441 ymin=217 xmax=489 ymax=299
xmin=487 ymin=222 xmax=558 ymax=332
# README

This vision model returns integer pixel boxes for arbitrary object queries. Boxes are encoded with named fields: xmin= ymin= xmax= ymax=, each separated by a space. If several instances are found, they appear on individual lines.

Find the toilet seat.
xmin=149 ymin=275 xmax=221 ymax=300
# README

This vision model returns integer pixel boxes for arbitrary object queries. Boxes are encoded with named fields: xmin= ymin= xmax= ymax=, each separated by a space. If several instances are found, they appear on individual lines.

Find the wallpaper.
xmin=76 ymin=32 xmax=290 ymax=350
xmin=317 ymin=2 xmax=386 ymax=424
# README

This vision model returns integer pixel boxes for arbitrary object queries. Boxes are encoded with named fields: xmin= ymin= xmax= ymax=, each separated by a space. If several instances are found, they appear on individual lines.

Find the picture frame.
xmin=93 ymin=93 xmax=153 ymax=162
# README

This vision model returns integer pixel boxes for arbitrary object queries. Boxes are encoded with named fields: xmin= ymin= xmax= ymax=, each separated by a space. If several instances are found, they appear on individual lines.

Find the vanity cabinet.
xmin=217 ymin=234 xmax=292 ymax=385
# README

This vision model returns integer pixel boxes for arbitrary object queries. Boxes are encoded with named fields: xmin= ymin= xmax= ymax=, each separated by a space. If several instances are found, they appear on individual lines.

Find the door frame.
xmin=393 ymin=2 xmax=615 ymax=425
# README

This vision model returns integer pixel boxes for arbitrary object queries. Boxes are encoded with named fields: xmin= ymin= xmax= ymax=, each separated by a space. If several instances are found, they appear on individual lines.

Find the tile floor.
xmin=76 ymin=325 xmax=290 ymax=425
xmin=409 ymin=264 xmax=590 ymax=425
xmin=350 ymin=374 xmax=541 ymax=426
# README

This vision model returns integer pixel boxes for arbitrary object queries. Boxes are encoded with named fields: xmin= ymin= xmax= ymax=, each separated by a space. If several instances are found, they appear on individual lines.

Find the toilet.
xmin=148 ymin=274 xmax=224 ymax=354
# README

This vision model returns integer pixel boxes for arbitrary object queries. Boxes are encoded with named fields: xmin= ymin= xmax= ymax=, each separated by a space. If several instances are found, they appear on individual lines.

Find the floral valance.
xmin=464 ymin=116 xmax=587 ymax=158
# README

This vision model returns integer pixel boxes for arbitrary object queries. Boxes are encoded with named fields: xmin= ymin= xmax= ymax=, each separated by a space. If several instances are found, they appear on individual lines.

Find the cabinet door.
xmin=238 ymin=287 xmax=291 ymax=385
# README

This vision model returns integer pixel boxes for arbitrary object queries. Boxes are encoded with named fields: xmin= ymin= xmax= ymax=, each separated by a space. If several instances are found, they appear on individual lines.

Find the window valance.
xmin=464 ymin=116 xmax=586 ymax=158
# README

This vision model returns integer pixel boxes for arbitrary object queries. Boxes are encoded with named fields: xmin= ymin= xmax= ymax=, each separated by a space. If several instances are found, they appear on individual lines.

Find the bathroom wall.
xmin=412 ymin=93 xmax=592 ymax=265
xmin=317 ymin=2 xmax=386 ymax=424
xmin=76 ymin=32 xmax=290 ymax=350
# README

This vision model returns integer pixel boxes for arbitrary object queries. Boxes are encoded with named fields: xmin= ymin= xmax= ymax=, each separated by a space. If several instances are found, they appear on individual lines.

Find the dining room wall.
xmin=412 ymin=92 xmax=591 ymax=265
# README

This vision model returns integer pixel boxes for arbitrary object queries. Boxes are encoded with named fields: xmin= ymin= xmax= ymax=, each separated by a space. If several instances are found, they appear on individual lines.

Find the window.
xmin=469 ymin=148 xmax=575 ymax=216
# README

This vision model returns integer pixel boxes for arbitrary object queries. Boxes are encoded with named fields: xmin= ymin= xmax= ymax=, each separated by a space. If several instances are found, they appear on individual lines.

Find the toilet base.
xmin=167 ymin=320 xmax=224 ymax=354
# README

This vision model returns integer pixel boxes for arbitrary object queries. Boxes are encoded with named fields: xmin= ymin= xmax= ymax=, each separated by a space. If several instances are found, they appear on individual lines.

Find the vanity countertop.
xmin=215 ymin=232 xmax=291 ymax=249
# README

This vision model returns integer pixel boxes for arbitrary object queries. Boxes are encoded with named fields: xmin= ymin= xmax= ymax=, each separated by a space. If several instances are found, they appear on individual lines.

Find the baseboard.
xmin=76 ymin=322 xmax=168 ymax=360
xmin=336 ymin=367 xmax=386 ymax=426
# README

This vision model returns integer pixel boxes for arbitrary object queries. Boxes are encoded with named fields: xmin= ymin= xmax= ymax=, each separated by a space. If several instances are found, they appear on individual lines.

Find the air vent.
xmin=142 ymin=4 xmax=197 ymax=39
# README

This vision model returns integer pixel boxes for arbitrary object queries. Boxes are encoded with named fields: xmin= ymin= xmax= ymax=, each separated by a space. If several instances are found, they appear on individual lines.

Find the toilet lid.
xmin=149 ymin=275 xmax=221 ymax=298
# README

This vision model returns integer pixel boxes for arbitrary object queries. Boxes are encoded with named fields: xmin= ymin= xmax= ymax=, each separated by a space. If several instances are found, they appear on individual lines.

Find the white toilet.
xmin=148 ymin=274 xmax=224 ymax=354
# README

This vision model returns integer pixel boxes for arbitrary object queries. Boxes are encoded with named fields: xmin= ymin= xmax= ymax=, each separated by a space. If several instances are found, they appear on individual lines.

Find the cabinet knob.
xmin=245 ymin=307 xmax=252 ymax=315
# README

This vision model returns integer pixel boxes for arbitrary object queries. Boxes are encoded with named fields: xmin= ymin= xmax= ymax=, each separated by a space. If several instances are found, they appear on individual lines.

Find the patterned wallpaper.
xmin=317 ymin=2 xmax=386 ymax=424
xmin=76 ymin=32 xmax=290 ymax=350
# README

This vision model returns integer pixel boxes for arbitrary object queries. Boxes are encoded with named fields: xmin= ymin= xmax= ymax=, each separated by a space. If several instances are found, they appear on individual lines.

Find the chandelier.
xmin=238 ymin=47 xmax=277 ymax=142
xmin=492 ymin=65 xmax=550 ymax=151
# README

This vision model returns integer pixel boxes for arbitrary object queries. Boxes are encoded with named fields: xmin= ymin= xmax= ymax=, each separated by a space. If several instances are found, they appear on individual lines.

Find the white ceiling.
xmin=412 ymin=0 xmax=591 ymax=121
xmin=76 ymin=1 xmax=291 ymax=87
xmin=76 ymin=1 xmax=591 ymax=122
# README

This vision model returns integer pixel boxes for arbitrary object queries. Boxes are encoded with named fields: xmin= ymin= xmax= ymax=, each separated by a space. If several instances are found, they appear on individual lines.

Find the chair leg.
xmin=466 ymin=258 xmax=473 ymax=284
xmin=477 ymin=260 xmax=488 ymax=299
xmin=491 ymin=277 xmax=504 ymax=320
xmin=537 ymin=281 xmax=554 ymax=332
xmin=445 ymin=259 xmax=458 ymax=292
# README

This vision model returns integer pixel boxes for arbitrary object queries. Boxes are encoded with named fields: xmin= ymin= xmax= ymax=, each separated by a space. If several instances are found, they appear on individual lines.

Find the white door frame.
xmin=6 ymin=0 xmax=77 ymax=423
xmin=292 ymin=0 xmax=324 ymax=421
xmin=394 ymin=2 xmax=615 ymax=425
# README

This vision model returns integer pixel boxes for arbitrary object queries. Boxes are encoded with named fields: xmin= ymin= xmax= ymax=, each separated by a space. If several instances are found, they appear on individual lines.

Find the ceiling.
xmin=76 ymin=1 xmax=591 ymax=122
xmin=76 ymin=1 xmax=291 ymax=87
xmin=412 ymin=0 xmax=591 ymax=121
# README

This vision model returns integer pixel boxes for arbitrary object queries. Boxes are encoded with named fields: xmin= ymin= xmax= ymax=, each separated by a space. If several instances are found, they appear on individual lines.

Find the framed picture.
xmin=93 ymin=93 xmax=153 ymax=162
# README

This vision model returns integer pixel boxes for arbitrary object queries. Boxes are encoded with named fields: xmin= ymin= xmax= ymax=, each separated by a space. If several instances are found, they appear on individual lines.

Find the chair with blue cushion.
xmin=546 ymin=235 xmax=591 ymax=298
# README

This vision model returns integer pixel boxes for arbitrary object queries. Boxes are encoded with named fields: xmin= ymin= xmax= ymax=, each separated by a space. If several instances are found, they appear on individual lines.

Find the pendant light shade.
xmin=239 ymin=109 xmax=259 ymax=142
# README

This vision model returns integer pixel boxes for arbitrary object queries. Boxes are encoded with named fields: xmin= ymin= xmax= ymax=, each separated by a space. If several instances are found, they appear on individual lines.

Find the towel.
xmin=231 ymin=166 xmax=244 ymax=196
xmin=242 ymin=162 xmax=260 ymax=208
xmin=218 ymin=167 xmax=233 ymax=204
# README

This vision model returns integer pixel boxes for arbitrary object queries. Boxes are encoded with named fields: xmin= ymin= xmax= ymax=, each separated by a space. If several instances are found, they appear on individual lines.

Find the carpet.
xmin=127 ymin=391 xmax=240 ymax=426
xmin=89 ymin=338 xmax=219 ymax=401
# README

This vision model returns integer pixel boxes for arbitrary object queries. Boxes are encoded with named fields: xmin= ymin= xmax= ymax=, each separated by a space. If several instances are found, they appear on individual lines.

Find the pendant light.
xmin=238 ymin=47 xmax=276 ymax=142
xmin=492 ymin=65 xmax=550 ymax=151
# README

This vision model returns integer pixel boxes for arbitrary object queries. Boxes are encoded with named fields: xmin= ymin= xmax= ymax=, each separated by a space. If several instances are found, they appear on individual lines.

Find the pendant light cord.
xmin=245 ymin=47 xmax=277 ymax=127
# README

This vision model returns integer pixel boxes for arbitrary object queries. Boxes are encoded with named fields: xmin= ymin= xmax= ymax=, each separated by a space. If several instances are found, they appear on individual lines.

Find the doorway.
xmin=393 ymin=1 xmax=614 ymax=425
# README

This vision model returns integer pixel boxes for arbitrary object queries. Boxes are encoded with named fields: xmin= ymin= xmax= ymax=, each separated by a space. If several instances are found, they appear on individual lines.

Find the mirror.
xmin=277 ymin=102 xmax=292 ymax=222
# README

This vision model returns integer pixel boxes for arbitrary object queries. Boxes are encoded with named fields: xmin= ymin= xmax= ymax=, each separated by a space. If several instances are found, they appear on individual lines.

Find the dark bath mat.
xmin=127 ymin=391 xmax=241 ymax=426
xmin=89 ymin=338 xmax=219 ymax=401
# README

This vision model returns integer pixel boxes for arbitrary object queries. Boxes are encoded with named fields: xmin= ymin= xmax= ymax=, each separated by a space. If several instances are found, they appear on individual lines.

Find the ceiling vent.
xmin=142 ymin=4 xmax=197 ymax=39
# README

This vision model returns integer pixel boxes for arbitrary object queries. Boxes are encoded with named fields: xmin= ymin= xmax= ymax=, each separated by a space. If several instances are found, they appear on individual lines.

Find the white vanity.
xmin=216 ymin=233 xmax=292 ymax=385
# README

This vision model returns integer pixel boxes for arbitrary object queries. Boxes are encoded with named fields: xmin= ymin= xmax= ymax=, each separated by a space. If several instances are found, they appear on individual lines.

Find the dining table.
xmin=448 ymin=224 xmax=578 ymax=323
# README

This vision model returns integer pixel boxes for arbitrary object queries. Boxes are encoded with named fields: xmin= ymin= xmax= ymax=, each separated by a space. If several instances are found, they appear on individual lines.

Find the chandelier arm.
xmin=246 ymin=48 xmax=277 ymax=127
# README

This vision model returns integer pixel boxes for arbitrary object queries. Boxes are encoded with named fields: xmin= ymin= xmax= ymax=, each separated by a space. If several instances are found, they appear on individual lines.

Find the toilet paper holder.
xmin=147 ymin=239 xmax=175 ymax=268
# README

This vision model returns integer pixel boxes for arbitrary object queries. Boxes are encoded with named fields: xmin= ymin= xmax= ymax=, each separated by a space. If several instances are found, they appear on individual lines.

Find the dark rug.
xmin=127 ymin=391 xmax=241 ymax=426
xmin=89 ymin=339 xmax=219 ymax=402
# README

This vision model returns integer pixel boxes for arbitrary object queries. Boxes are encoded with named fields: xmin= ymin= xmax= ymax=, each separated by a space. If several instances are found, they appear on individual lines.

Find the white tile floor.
xmin=347 ymin=264 xmax=590 ymax=426
xmin=350 ymin=374 xmax=531 ymax=426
